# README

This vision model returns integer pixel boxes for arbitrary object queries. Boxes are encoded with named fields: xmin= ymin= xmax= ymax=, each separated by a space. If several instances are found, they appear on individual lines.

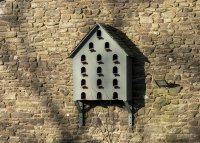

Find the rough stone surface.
xmin=0 ymin=0 xmax=200 ymax=143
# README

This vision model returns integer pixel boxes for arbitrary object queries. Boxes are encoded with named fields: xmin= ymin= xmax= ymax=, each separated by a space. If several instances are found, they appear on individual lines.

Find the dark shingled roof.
xmin=69 ymin=23 xmax=134 ymax=58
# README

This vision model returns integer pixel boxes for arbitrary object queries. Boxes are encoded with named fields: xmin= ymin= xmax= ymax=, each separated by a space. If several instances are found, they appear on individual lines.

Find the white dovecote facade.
xmin=69 ymin=23 xmax=133 ymax=102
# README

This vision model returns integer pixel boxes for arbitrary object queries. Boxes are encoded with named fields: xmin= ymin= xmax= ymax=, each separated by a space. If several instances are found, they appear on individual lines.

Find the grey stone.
xmin=154 ymin=97 xmax=171 ymax=109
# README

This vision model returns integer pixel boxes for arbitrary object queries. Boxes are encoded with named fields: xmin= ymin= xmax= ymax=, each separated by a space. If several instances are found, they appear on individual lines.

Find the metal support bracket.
xmin=124 ymin=101 xmax=133 ymax=126
xmin=75 ymin=101 xmax=84 ymax=126
xmin=75 ymin=101 xmax=132 ymax=126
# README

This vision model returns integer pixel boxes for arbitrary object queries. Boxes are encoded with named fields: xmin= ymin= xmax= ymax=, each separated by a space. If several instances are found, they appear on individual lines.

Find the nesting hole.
xmin=81 ymin=92 xmax=86 ymax=99
xmin=105 ymin=42 xmax=111 ymax=51
xmin=89 ymin=42 xmax=95 ymax=52
xmin=81 ymin=67 xmax=87 ymax=76
xmin=81 ymin=79 xmax=87 ymax=89
xmin=97 ymin=79 xmax=103 ymax=89
xmin=113 ymin=66 xmax=119 ymax=76
xmin=81 ymin=55 xmax=87 ymax=64
xmin=97 ymin=92 xmax=102 ymax=100
xmin=113 ymin=92 xmax=118 ymax=100
xmin=113 ymin=54 xmax=119 ymax=64
xmin=97 ymin=54 xmax=103 ymax=64
xmin=97 ymin=30 xmax=103 ymax=39
xmin=97 ymin=67 xmax=103 ymax=76
xmin=113 ymin=79 xmax=119 ymax=89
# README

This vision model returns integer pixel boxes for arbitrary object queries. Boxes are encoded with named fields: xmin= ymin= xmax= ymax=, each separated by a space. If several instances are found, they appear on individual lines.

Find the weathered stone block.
xmin=83 ymin=9 xmax=92 ymax=15
xmin=0 ymin=109 xmax=9 ymax=118
xmin=188 ymin=127 xmax=200 ymax=134
xmin=6 ymin=38 xmax=22 ymax=43
xmin=188 ymin=120 xmax=198 ymax=126
xmin=0 ymin=20 xmax=9 ymax=27
xmin=3 ymin=93 xmax=16 ymax=100
xmin=153 ymin=88 xmax=169 ymax=95
xmin=30 ymin=62 xmax=38 ymax=69
xmin=188 ymin=103 xmax=199 ymax=110
xmin=145 ymin=125 xmax=166 ymax=133
xmin=0 ymin=32 xmax=16 ymax=38
xmin=167 ymin=127 xmax=181 ymax=134
xmin=19 ymin=56 xmax=29 ymax=62
xmin=45 ymin=10 xmax=60 ymax=17
xmin=166 ymin=134 xmax=177 ymax=142
xmin=79 ymin=27 xmax=89 ymax=33
xmin=0 ymin=2 xmax=12 ymax=15
xmin=140 ymin=17 xmax=153 ymax=23
xmin=0 ymin=135 xmax=8 ymax=142
xmin=20 ymin=23 xmax=32 ymax=29
xmin=9 ymin=136 xmax=20 ymax=142
xmin=34 ymin=37 xmax=44 ymax=43
xmin=153 ymin=97 xmax=171 ymax=109
xmin=30 ymin=118 xmax=44 ymax=125
xmin=0 ymin=65 xmax=6 ymax=71
xmin=161 ymin=11 xmax=176 ymax=19
xmin=11 ymin=112 xmax=33 ymax=118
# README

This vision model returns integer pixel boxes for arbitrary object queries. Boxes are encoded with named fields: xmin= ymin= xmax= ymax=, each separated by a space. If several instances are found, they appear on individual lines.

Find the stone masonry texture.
xmin=0 ymin=0 xmax=200 ymax=143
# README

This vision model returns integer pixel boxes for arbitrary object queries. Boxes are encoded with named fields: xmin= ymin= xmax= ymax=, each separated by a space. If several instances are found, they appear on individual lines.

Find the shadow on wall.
xmin=104 ymin=25 xmax=149 ymax=120
xmin=0 ymin=0 xmax=75 ymax=143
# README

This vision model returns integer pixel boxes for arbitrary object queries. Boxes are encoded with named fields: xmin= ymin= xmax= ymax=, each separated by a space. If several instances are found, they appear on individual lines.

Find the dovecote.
xmin=70 ymin=23 xmax=133 ymax=126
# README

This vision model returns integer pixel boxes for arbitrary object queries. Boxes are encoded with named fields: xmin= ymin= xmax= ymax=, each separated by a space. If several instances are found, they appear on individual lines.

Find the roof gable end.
xmin=69 ymin=23 xmax=134 ymax=58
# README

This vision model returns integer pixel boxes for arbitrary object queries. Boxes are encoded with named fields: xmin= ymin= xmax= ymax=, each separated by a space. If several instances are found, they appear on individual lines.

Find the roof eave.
xmin=69 ymin=24 xmax=101 ymax=58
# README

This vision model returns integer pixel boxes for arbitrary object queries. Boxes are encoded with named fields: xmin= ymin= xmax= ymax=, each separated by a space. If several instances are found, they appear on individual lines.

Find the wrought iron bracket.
xmin=124 ymin=101 xmax=133 ymax=126
xmin=75 ymin=101 xmax=84 ymax=126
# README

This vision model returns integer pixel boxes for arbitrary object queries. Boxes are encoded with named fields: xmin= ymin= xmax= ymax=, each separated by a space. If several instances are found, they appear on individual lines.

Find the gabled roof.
xmin=69 ymin=23 xmax=134 ymax=58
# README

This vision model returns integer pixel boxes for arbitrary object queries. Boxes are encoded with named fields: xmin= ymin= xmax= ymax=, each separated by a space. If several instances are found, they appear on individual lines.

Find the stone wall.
xmin=0 ymin=0 xmax=200 ymax=142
